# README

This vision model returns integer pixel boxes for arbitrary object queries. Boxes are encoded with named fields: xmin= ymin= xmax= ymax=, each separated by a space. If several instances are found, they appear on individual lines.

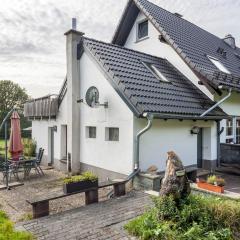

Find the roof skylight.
xmin=142 ymin=62 xmax=170 ymax=83
xmin=207 ymin=56 xmax=231 ymax=74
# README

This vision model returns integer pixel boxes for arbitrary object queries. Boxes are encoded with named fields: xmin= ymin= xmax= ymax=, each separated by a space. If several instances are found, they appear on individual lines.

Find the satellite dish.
xmin=85 ymin=86 xmax=99 ymax=107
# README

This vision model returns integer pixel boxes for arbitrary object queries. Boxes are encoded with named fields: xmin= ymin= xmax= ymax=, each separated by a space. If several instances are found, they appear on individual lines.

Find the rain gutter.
xmin=200 ymin=89 xmax=232 ymax=117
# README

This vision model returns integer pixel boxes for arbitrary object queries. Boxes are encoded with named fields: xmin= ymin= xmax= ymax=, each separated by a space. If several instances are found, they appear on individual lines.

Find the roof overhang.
xmin=112 ymin=0 xmax=139 ymax=45
xmin=142 ymin=113 xmax=230 ymax=121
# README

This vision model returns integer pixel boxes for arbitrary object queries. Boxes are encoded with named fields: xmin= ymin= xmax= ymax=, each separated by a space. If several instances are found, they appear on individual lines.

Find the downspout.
xmin=127 ymin=113 xmax=154 ymax=180
xmin=200 ymin=89 xmax=232 ymax=117
xmin=217 ymin=122 xmax=224 ymax=167
xmin=200 ymin=89 xmax=231 ymax=170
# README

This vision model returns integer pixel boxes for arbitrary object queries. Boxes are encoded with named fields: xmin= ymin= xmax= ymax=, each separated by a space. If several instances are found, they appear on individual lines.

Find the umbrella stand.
xmin=4 ymin=121 xmax=10 ymax=190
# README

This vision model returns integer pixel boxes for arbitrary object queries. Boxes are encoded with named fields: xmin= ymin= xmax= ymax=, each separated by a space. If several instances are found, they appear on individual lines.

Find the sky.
xmin=0 ymin=0 xmax=240 ymax=98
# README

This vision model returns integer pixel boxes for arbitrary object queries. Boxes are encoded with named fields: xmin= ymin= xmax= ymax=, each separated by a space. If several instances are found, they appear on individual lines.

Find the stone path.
xmin=16 ymin=191 xmax=152 ymax=240
xmin=0 ymin=169 xmax=110 ymax=222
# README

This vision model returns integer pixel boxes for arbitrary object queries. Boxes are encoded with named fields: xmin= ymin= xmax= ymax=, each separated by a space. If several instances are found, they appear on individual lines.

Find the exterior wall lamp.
xmin=191 ymin=126 xmax=200 ymax=134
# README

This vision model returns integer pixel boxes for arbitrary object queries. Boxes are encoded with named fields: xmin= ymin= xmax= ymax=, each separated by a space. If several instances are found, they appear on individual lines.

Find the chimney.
xmin=223 ymin=34 xmax=236 ymax=49
xmin=72 ymin=18 xmax=77 ymax=30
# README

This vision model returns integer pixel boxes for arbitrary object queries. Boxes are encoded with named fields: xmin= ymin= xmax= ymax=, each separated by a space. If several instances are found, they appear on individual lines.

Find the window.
xmin=142 ymin=61 xmax=170 ymax=83
xmin=86 ymin=126 xmax=96 ymax=138
xmin=137 ymin=20 xmax=148 ymax=40
xmin=105 ymin=127 xmax=119 ymax=141
xmin=226 ymin=119 xmax=234 ymax=143
xmin=225 ymin=117 xmax=240 ymax=144
xmin=236 ymin=119 xmax=240 ymax=144
xmin=207 ymin=56 xmax=231 ymax=74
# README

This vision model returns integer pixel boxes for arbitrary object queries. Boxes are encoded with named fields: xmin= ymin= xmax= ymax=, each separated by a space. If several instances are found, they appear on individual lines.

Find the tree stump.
xmin=160 ymin=151 xmax=190 ymax=200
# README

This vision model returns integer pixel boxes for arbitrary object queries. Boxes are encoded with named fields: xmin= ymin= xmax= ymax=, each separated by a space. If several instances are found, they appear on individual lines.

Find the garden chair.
xmin=0 ymin=161 xmax=18 ymax=183
xmin=32 ymin=148 xmax=45 ymax=176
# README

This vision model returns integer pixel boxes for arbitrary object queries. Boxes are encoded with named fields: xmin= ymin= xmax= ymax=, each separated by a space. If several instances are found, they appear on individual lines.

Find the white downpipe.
xmin=200 ymin=89 xmax=232 ymax=117
xmin=134 ymin=113 xmax=154 ymax=170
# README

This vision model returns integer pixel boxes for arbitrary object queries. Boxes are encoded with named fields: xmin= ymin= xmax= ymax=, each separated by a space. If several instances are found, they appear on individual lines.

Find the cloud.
xmin=0 ymin=0 xmax=239 ymax=97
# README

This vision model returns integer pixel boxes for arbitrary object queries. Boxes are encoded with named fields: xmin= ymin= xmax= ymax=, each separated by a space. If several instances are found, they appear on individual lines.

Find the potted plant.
xmin=63 ymin=171 xmax=98 ymax=194
xmin=197 ymin=175 xmax=225 ymax=193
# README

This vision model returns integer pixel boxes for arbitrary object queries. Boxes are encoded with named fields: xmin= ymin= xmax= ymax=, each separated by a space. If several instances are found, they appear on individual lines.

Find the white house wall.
xmin=134 ymin=118 xmax=217 ymax=172
xmin=31 ymin=94 xmax=68 ymax=168
xmin=215 ymin=92 xmax=240 ymax=116
xmin=78 ymin=52 xmax=134 ymax=176
xmin=124 ymin=12 xmax=213 ymax=99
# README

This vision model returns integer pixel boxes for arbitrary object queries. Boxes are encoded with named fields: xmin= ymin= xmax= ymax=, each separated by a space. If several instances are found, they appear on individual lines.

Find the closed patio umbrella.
xmin=9 ymin=111 xmax=23 ymax=160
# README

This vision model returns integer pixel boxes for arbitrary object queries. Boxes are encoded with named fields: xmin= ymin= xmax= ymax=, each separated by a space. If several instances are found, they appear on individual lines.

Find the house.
xmin=24 ymin=0 xmax=240 ymax=180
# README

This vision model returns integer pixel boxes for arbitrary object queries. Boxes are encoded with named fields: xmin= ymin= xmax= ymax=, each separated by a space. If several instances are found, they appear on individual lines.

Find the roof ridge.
xmin=135 ymin=0 xmax=240 ymax=51
xmin=83 ymin=36 xmax=167 ymax=62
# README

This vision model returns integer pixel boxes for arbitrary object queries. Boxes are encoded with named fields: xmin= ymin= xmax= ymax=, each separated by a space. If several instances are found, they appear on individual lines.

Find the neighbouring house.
xmin=24 ymin=0 xmax=240 ymax=180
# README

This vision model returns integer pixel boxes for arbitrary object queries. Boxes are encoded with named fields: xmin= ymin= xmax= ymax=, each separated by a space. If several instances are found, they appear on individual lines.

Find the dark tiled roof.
xmin=113 ymin=0 xmax=240 ymax=92
xmin=82 ymin=37 xmax=226 ymax=118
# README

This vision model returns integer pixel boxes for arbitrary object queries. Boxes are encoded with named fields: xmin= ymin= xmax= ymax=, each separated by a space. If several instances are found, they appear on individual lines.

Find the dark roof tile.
xmin=134 ymin=0 xmax=240 ymax=90
xmin=83 ymin=37 xmax=226 ymax=118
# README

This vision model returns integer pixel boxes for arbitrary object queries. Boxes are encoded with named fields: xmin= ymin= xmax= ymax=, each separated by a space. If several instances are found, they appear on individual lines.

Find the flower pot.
xmin=63 ymin=180 xmax=98 ymax=194
xmin=197 ymin=182 xmax=224 ymax=193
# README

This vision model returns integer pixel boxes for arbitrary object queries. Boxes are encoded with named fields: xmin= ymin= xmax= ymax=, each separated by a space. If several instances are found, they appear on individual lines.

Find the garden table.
xmin=8 ymin=159 xmax=39 ymax=179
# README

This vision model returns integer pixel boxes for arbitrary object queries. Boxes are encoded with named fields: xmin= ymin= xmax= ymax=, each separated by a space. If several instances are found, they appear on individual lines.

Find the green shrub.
xmin=23 ymin=138 xmax=36 ymax=158
xmin=63 ymin=171 xmax=98 ymax=184
xmin=0 ymin=210 xmax=34 ymax=240
xmin=125 ymin=194 xmax=238 ymax=240
xmin=207 ymin=175 xmax=217 ymax=185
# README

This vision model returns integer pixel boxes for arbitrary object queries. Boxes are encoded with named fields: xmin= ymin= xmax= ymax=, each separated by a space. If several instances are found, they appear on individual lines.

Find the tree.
xmin=0 ymin=80 xmax=30 ymax=138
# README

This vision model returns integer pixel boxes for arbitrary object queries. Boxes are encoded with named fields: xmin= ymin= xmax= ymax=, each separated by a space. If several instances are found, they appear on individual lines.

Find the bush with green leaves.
xmin=22 ymin=138 xmax=36 ymax=158
xmin=63 ymin=171 xmax=98 ymax=184
xmin=125 ymin=194 xmax=240 ymax=240
xmin=0 ymin=210 xmax=34 ymax=240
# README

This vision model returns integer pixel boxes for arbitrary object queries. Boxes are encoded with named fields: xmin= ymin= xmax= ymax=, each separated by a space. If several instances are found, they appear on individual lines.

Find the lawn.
xmin=0 ymin=139 xmax=9 ymax=158
xmin=125 ymin=194 xmax=240 ymax=240
xmin=0 ymin=210 xmax=34 ymax=240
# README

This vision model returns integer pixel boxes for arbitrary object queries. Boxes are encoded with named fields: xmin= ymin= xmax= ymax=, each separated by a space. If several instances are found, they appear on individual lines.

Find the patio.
xmin=0 ymin=168 xmax=112 ymax=222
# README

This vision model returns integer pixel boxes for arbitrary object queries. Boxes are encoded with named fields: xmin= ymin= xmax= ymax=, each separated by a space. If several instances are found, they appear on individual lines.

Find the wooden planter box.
xmin=197 ymin=182 xmax=224 ymax=193
xmin=63 ymin=180 xmax=98 ymax=194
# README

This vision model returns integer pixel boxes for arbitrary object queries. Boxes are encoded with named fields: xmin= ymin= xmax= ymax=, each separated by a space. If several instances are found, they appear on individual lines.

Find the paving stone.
xmin=17 ymin=191 xmax=151 ymax=239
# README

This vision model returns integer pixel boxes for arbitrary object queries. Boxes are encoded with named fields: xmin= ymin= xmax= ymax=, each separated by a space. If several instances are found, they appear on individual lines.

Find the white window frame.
xmin=142 ymin=61 xmax=170 ymax=83
xmin=225 ymin=117 xmax=240 ymax=144
xmin=207 ymin=56 xmax=231 ymax=74
xmin=136 ymin=19 xmax=149 ymax=41
xmin=86 ymin=126 xmax=96 ymax=139
xmin=105 ymin=127 xmax=119 ymax=142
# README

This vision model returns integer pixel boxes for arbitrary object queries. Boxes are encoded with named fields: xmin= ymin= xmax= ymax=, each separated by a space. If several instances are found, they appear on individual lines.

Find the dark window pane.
xmin=226 ymin=119 xmax=233 ymax=136
xmin=108 ymin=128 xmax=119 ymax=141
xmin=236 ymin=119 xmax=240 ymax=144
xmin=87 ymin=127 xmax=96 ymax=138
xmin=138 ymin=20 xmax=148 ymax=39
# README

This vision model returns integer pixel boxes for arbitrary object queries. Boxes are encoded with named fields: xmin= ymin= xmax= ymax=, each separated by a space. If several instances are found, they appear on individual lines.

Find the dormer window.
xmin=142 ymin=61 xmax=170 ymax=83
xmin=137 ymin=20 xmax=148 ymax=40
xmin=207 ymin=56 xmax=231 ymax=74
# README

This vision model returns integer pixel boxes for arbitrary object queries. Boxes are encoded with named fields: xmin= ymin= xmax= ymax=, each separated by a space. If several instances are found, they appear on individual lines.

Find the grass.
xmin=0 ymin=139 xmax=8 ymax=157
xmin=0 ymin=138 xmax=35 ymax=159
xmin=125 ymin=194 xmax=240 ymax=240
xmin=0 ymin=210 xmax=34 ymax=240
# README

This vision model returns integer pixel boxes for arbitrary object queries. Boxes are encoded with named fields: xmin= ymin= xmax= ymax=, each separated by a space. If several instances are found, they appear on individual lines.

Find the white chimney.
xmin=72 ymin=18 xmax=77 ymax=30
xmin=223 ymin=34 xmax=236 ymax=49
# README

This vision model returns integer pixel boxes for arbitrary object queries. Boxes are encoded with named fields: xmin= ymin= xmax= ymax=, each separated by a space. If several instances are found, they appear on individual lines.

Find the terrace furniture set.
xmin=0 ymin=148 xmax=44 ymax=182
